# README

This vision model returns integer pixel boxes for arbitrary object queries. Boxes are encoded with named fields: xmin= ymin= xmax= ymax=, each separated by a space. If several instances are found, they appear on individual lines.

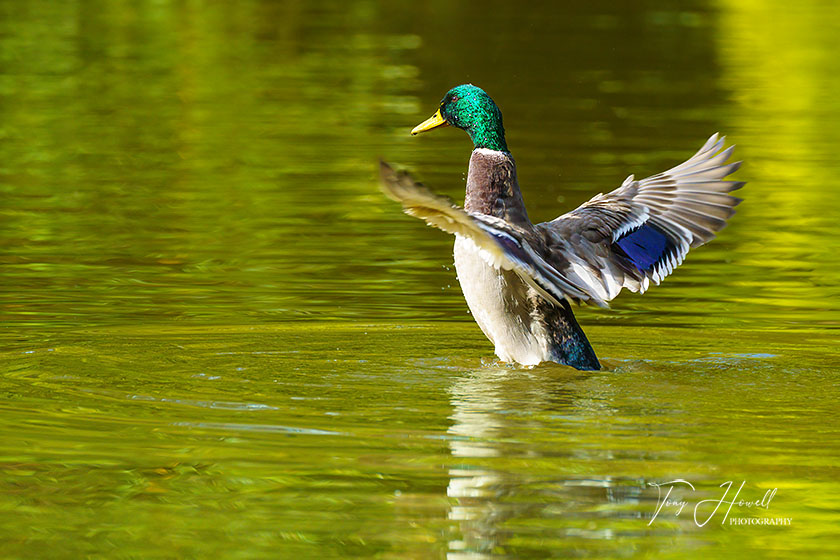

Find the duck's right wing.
xmin=539 ymin=134 xmax=745 ymax=304
xmin=379 ymin=161 xmax=595 ymax=306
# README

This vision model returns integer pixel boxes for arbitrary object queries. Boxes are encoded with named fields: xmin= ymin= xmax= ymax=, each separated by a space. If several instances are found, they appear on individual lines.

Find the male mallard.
xmin=380 ymin=84 xmax=744 ymax=371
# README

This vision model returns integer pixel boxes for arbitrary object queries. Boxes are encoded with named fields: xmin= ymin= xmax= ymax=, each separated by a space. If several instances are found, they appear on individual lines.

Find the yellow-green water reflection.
xmin=0 ymin=1 xmax=838 ymax=558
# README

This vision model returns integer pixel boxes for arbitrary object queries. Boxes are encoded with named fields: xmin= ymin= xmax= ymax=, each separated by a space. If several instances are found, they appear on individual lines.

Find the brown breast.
xmin=465 ymin=148 xmax=531 ymax=227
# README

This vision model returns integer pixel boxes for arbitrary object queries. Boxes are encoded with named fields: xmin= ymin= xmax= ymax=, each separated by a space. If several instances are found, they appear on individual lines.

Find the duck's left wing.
xmin=379 ymin=161 xmax=596 ymax=306
xmin=539 ymin=134 xmax=744 ymax=304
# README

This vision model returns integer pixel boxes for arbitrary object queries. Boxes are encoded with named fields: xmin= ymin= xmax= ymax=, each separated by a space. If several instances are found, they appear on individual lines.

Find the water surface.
xmin=1 ymin=1 xmax=838 ymax=558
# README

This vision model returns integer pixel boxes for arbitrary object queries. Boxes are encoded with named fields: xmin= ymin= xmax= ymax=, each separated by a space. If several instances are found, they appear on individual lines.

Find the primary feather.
xmin=381 ymin=134 xmax=743 ymax=308
xmin=541 ymin=134 xmax=744 ymax=301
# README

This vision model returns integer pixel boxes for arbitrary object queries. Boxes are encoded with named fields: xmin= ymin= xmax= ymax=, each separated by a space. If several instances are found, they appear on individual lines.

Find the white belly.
xmin=453 ymin=235 xmax=550 ymax=365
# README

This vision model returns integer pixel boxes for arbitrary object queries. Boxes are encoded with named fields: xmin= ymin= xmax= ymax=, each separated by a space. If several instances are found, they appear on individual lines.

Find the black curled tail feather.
xmin=543 ymin=299 xmax=601 ymax=370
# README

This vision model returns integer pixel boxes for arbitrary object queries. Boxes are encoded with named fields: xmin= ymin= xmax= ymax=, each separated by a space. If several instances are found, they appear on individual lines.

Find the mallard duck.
xmin=380 ymin=84 xmax=744 ymax=371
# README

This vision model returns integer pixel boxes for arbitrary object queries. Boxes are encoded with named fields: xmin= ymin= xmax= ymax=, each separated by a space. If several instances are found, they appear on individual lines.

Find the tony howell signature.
xmin=647 ymin=479 xmax=789 ymax=527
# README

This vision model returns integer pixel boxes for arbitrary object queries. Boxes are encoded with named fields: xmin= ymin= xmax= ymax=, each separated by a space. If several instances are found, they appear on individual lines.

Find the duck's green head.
xmin=411 ymin=84 xmax=508 ymax=152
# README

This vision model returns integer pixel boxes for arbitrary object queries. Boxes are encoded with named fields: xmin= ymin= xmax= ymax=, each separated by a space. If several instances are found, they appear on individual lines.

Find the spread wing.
xmin=540 ymin=133 xmax=744 ymax=303
xmin=378 ymin=161 xmax=598 ymax=307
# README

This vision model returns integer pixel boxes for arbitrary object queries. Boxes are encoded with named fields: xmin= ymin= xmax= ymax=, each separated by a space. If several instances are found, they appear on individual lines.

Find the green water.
xmin=1 ymin=1 xmax=838 ymax=558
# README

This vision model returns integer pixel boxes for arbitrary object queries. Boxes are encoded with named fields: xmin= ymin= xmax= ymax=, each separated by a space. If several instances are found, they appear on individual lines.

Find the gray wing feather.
xmin=541 ymin=134 xmax=745 ymax=303
xmin=380 ymin=133 xmax=743 ymax=311
xmin=378 ymin=161 xmax=598 ymax=307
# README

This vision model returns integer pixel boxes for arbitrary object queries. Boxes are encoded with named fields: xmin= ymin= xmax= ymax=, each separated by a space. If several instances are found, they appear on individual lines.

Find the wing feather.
xmin=378 ymin=161 xmax=601 ymax=307
xmin=540 ymin=134 xmax=744 ymax=303
xmin=379 ymin=133 xmax=744 ymax=311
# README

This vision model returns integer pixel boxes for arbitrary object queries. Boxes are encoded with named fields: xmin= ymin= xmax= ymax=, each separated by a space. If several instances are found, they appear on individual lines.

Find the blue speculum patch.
xmin=615 ymin=224 xmax=673 ymax=271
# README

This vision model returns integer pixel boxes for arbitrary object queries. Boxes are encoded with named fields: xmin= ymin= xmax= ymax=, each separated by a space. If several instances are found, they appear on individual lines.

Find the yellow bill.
xmin=411 ymin=108 xmax=449 ymax=135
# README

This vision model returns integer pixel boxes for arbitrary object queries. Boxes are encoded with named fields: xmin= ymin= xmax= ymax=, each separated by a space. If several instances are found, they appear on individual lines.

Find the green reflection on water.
xmin=0 ymin=1 xmax=838 ymax=559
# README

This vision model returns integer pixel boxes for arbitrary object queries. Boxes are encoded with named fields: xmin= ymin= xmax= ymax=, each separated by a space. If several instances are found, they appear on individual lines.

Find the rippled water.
xmin=1 ymin=1 xmax=838 ymax=558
